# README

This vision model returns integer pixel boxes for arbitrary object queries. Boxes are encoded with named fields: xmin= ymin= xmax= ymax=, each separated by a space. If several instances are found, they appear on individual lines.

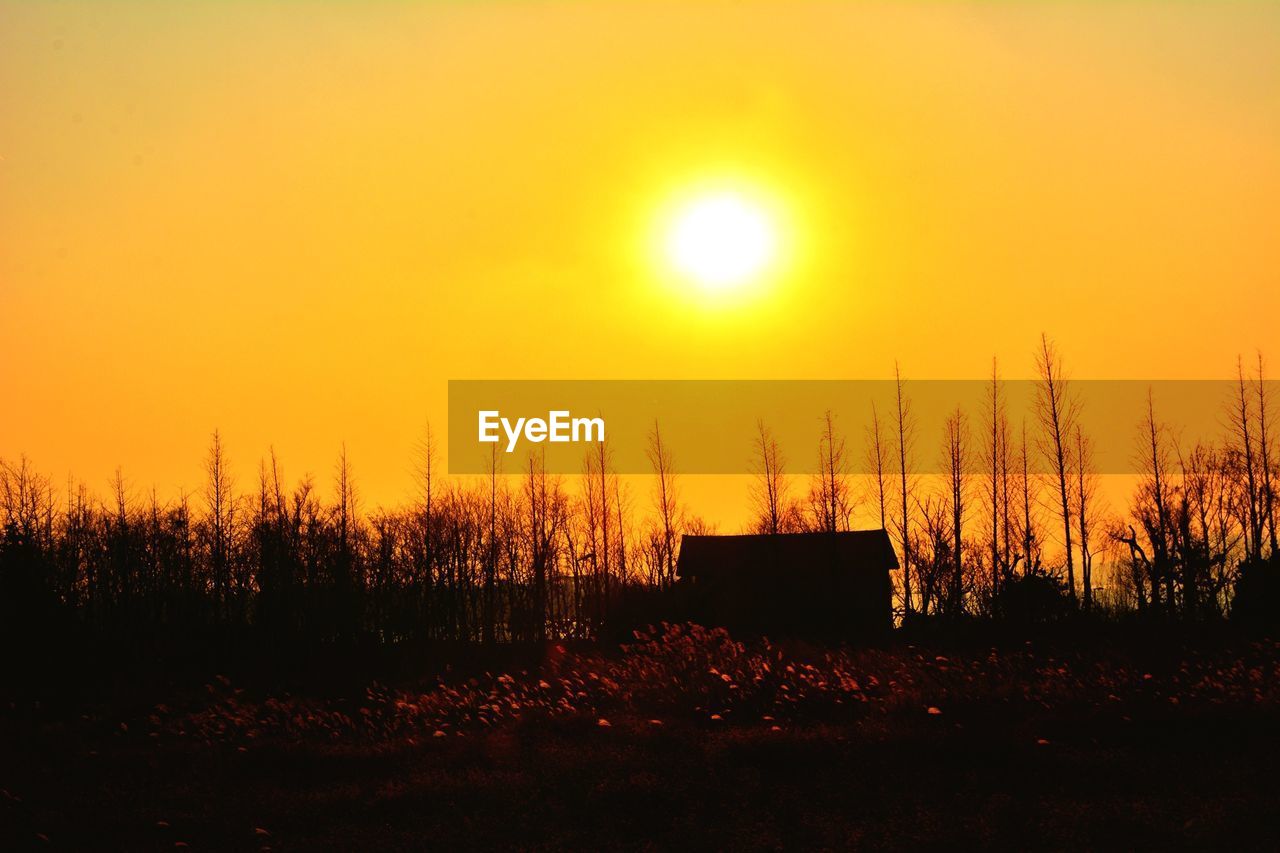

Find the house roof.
xmin=676 ymin=529 xmax=899 ymax=579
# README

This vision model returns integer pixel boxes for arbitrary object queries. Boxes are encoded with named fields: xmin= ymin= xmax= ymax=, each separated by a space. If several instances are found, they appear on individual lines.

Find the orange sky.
xmin=2 ymin=2 xmax=1278 ymax=525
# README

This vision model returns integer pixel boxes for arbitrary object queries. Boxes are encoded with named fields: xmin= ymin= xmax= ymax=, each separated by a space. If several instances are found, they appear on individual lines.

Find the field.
xmin=3 ymin=625 xmax=1280 ymax=851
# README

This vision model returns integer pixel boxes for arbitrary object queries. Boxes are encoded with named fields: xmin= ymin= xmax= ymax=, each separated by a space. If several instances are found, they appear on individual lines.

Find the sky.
xmin=2 ymin=1 xmax=1277 ymax=526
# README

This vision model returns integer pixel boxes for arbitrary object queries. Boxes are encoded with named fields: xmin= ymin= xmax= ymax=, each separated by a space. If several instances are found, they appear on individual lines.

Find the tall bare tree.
xmin=1255 ymin=353 xmax=1277 ymax=557
xmin=750 ymin=420 xmax=789 ymax=534
xmin=893 ymin=364 xmax=917 ymax=616
xmin=982 ymin=358 xmax=1012 ymax=600
xmin=333 ymin=443 xmax=361 ymax=640
xmin=809 ymin=410 xmax=853 ymax=533
xmin=942 ymin=407 xmax=969 ymax=614
xmin=1074 ymin=425 xmax=1099 ymax=612
xmin=1231 ymin=356 xmax=1261 ymax=562
xmin=647 ymin=420 xmax=681 ymax=587
xmin=580 ymin=436 xmax=616 ymax=628
xmin=866 ymin=403 xmax=890 ymax=531
xmin=485 ymin=442 xmax=499 ymax=644
xmin=1017 ymin=419 xmax=1041 ymax=575
xmin=204 ymin=431 xmax=235 ymax=619
xmin=1034 ymin=334 xmax=1079 ymax=605
xmin=414 ymin=423 xmax=439 ymax=629
xmin=1137 ymin=390 xmax=1173 ymax=611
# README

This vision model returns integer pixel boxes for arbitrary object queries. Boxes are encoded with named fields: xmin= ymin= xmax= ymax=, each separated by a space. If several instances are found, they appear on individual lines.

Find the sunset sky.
xmin=2 ymin=2 xmax=1277 ymax=523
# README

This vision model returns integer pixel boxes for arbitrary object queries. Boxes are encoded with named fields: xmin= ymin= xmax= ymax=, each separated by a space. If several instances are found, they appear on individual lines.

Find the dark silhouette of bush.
xmin=992 ymin=572 xmax=1073 ymax=625
xmin=1232 ymin=555 xmax=1280 ymax=631
xmin=0 ymin=524 xmax=58 ymax=635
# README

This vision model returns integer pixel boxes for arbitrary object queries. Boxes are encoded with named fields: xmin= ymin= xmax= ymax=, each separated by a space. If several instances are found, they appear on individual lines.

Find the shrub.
xmin=1232 ymin=555 xmax=1280 ymax=631
xmin=993 ymin=572 xmax=1073 ymax=625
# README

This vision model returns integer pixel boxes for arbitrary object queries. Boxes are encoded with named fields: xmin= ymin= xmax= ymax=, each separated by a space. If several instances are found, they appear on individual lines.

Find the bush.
xmin=993 ymin=572 xmax=1073 ymax=625
xmin=1232 ymin=555 xmax=1280 ymax=631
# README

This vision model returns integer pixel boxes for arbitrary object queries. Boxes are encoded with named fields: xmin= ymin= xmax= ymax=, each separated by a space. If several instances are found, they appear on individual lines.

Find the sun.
xmin=665 ymin=191 xmax=778 ymax=291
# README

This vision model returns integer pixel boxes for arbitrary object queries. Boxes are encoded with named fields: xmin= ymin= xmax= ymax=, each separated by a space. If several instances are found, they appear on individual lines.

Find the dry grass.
xmin=3 ymin=626 xmax=1279 ymax=850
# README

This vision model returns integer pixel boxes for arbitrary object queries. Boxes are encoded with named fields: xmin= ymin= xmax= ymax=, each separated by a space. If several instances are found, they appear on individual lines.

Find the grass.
xmin=3 ymin=625 xmax=1279 ymax=850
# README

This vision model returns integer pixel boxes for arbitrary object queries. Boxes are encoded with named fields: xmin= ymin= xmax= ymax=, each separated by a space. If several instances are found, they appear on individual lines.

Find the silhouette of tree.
xmin=893 ymin=363 xmax=917 ymax=618
xmin=1034 ymin=334 xmax=1079 ymax=606
xmin=809 ymin=410 xmax=853 ymax=533
xmin=750 ymin=420 xmax=788 ymax=535
xmin=647 ymin=420 xmax=681 ymax=587
xmin=941 ymin=406 xmax=969 ymax=615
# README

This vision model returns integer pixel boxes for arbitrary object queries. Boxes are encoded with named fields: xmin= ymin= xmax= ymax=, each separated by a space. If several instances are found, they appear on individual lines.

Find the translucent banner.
xmin=447 ymin=379 xmax=1275 ymax=475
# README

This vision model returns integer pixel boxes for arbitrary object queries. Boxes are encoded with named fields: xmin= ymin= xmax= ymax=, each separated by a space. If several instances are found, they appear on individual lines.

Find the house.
xmin=675 ymin=530 xmax=898 ymax=638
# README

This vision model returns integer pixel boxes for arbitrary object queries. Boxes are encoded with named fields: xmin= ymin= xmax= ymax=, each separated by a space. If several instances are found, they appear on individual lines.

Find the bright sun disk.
xmin=665 ymin=192 xmax=777 ymax=291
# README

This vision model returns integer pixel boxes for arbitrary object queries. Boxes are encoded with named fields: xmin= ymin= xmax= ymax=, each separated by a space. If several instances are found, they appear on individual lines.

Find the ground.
xmin=3 ymin=626 xmax=1279 ymax=851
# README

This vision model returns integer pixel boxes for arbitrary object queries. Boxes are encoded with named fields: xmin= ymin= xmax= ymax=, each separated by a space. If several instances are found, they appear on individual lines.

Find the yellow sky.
xmin=2 ymin=2 xmax=1278 ymax=523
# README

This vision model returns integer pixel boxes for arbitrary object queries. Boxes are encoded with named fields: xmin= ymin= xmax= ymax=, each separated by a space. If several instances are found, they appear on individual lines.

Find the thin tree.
xmin=751 ymin=420 xmax=788 ymax=535
xmin=893 ymin=364 xmax=916 ymax=616
xmin=982 ymin=358 xmax=1009 ymax=598
xmin=866 ymin=403 xmax=890 ymax=531
xmin=485 ymin=442 xmax=499 ymax=644
xmin=581 ymin=435 xmax=615 ymax=627
xmin=1231 ymin=356 xmax=1261 ymax=561
xmin=1138 ymin=390 xmax=1173 ymax=611
xmin=647 ymin=420 xmax=680 ymax=587
xmin=204 ymin=431 xmax=234 ymax=619
xmin=597 ymin=436 xmax=611 ymax=616
xmin=1074 ymin=425 xmax=1098 ymax=612
xmin=414 ymin=422 xmax=439 ymax=633
xmin=613 ymin=475 xmax=630 ymax=586
xmin=334 ymin=443 xmax=360 ymax=640
xmin=1034 ymin=334 xmax=1079 ymax=605
xmin=810 ymin=410 xmax=852 ymax=533
xmin=1255 ymin=352 xmax=1277 ymax=557
xmin=1018 ymin=419 xmax=1040 ymax=574
xmin=942 ymin=406 xmax=969 ymax=615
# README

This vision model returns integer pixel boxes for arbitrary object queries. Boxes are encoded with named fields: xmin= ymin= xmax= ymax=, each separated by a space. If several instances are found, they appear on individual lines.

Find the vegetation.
xmin=3 ymin=342 xmax=1276 ymax=657
xmin=3 ymin=624 xmax=1279 ymax=848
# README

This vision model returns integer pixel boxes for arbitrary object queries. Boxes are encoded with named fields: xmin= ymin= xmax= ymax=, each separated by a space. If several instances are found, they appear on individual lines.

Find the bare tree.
xmin=647 ymin=420 xmax=681 ymax=587
xmin=580 ymin=436 xmax=616 ymax=628
xmin=912 ymin=494 xmax=950 ymax=616
xmin=613 ymin=476 xmax=632 ymax=585
xmin=1230 ymin=356 xmax=1261 ymax=562
xmin=335 ymin=444 xmax=358 ymax=556
xmin=809 ymin=410 xmax=853 ymax=533
xmin=1255 ymin=352 xmax=1277 ymax=557
xmin=333 ymin=443 xmax=362 ymax=640
xmin=485 ymin=442 xmax=499 ymax=644
xmin=1017 ymin=419 xmax=1041 ymax=575
xmin=414 ymin=423 xmax=439 ymax=631
xmin=750 ymin=420 xmax=788 ymax=535
xmin=1074 ymin=425 xmax=1100 ymax=612
xmin=942 ymin=406 xmax=969 ymax=614
xmin=865 ymin=403 xmax=890 ymax=531
xmin=982 ymin=358 xmax=1011 ymax=600
xmin=1178 ymin=442 xmax=1234 ymax=616
xmin=1034 ymin=334 xmax=1079 ymax=605
xmin=204 ymin=431 xmax=235 ymax=619
xmin=1135 ymin=391 xmax=1174 ymax=611
xmin=0 ymin=455 xmax=53 ymax=540
xmin=523 ymin=448 xmax=567 ymax=641
xmin=893 ymin=364 xmax=917 ymax=617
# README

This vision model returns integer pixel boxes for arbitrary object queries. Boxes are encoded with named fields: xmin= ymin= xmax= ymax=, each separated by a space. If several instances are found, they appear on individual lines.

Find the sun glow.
xmin=664 ymin=191 xmax=779 ymax=292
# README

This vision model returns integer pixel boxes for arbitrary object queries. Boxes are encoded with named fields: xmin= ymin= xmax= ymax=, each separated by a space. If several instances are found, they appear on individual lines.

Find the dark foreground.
xmin=3 ymin=626 xmax=1279 ymax=851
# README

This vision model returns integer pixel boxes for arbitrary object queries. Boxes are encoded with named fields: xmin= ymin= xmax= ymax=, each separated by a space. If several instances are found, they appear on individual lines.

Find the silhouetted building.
xmin=676 ymin=530 xmax=897 ymax=638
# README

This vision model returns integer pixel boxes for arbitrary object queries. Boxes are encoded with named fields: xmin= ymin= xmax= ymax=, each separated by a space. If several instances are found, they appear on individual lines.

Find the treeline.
xmin=748 ymin=338 xmax=1278 ymax=625
xmin=0 ymin=425 xmax=720 ymax=649
xmin=1 ymin=338 xmax=1277 ymax=651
